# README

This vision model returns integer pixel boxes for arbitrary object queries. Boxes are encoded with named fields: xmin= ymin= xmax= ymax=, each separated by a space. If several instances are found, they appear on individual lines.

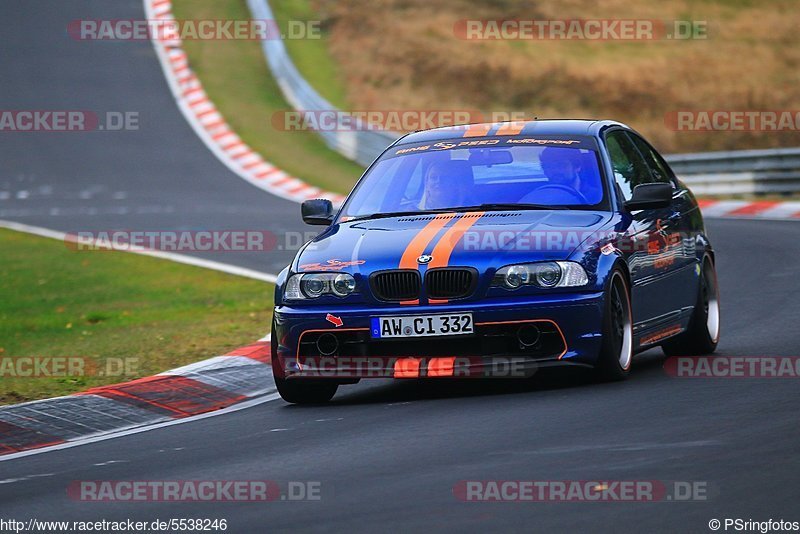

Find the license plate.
xmin=371 ymin=313 xmax=473 ymax=339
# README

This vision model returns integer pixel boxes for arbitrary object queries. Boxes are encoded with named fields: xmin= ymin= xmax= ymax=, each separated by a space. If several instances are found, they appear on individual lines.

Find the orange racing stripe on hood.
xmin=427 ymin=212 xmax=485 ymax=269
xmin=398 ymin=213 xmax=457 ymax=269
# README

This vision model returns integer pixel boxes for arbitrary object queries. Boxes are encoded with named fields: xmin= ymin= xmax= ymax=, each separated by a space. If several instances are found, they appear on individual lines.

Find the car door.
xmin=603 ymin=129 xmax=680 ymax=330
xmin=627 ymin=132 xmax=699 ymax=315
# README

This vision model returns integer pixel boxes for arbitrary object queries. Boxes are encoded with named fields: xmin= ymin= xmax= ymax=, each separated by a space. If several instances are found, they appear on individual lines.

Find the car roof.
xmin=396 ymin=119 xmax=630 ymax=145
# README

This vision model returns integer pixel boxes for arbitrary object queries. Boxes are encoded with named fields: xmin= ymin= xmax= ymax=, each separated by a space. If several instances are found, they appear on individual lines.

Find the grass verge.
xmin=0 ymin=228 xmax=273 ymax=405
xmin=270 ymin=0 xmax=350 ymax=109
xmin=171 ymin=0 xmax=364 ymax=195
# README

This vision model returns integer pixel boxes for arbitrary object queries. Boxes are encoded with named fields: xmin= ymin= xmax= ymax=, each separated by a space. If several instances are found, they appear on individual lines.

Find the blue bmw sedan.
xmin=270 ymin=120 xmax=720 ymax=403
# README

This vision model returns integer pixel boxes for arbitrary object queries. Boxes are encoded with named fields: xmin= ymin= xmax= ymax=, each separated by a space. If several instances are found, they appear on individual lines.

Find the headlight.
xmin=332 ymin=273 xmax=356 ymax=296
xmin=285 ymin=272 xmax=357 ymax=300
xmin=492 ymin=261 xmax=588 ymax=290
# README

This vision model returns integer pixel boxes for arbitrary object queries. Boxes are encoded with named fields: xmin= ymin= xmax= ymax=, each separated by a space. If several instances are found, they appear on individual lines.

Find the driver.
xmin=539 ymin=147 xmax=583 ymax=191
xmin=418 ymin=161 xmax=474 ymax=210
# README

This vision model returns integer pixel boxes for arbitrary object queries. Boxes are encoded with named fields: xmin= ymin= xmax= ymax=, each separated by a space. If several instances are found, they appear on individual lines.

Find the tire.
xmin=662 ymin=255 xmax=720 ymax=356
xmin=271 ymin=319 xmax=338 ymax=404
xmin=274 ymin=376 xmax=338 ymax=404
xmin=595 ymin=269 xmax=634 ymax=381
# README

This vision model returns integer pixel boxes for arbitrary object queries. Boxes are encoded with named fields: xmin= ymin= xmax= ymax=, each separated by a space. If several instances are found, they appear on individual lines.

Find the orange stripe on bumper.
xmin=394 ymin=358 xmax=422 ymax=378
xmin=427 ymin=357 xmax=456 ymax=377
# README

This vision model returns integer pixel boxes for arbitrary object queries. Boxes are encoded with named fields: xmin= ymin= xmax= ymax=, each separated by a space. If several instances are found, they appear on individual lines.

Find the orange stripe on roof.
xmin=398 ymin=214 xmax=457 ymax=269
xmin=427 ymin=212 xmax=484 ymax=269
xmin=463 ymin=124 xmax=492 ymax=137
xmin=495 ymin=122 xmax=527 ymax=136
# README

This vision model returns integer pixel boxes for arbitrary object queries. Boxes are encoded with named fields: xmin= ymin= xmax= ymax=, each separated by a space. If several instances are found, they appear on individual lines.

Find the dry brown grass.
xmin=313 ymin=0 xmax=800 ymax=153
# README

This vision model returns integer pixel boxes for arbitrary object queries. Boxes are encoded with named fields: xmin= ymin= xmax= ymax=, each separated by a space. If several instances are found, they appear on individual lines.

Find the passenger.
xmin=418 ymin=161 xmax=474 ymax=209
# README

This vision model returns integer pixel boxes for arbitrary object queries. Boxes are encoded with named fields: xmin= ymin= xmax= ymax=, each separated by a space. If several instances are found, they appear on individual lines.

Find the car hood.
xmin=294 ymin=210 xmax=613 ymax=275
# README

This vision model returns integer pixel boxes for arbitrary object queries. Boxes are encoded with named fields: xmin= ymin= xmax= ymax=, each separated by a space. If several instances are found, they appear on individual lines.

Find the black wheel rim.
xmin=609 ymin=274 xmax=632 ymax=370
xmin=611 ymin=284 xmax=625 ymax=348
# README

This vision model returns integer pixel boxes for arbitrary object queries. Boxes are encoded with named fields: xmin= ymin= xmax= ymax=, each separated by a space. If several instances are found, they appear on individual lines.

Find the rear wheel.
xmin=662 ymin=256 xmax=720 ymax=356
xmin=595 ymin=269 xmax=633 ymax=381
xmin=271 ymin=318 xmax=338 ymax=404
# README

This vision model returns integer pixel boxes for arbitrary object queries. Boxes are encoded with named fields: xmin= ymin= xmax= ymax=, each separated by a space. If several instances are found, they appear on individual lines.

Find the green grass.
xmin=270 ymin=0 xmax=350 ymax=109
xmin=0 ymin=228 xmax=273 ymax=405
xmin=171 ymin=0 xmax=364 ymax=195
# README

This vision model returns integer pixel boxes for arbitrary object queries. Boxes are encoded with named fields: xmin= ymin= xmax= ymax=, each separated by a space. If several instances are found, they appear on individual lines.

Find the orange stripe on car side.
xmin=398 ymin=214 xmax=457 ymax=269
xmin=463 ymin=124 xmax=492 ymax=137
xmin=427 ymin=212 xmax=484 ymax=269
xmin=495 ymin=121 xmax=527 ymax=136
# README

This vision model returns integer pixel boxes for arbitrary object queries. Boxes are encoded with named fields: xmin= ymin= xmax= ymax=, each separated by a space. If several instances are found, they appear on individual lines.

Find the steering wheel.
xmin=529 ymin=184 xmax=588 ymax=204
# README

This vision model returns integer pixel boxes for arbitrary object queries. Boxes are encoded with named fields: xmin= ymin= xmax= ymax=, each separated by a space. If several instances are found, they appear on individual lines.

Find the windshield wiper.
xmin=347 ymin=208 xmax=460 ymax=222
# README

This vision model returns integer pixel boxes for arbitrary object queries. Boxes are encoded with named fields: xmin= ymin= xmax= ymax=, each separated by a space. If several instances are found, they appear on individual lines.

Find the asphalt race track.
xmin=2 ymin=2 xmax=799 ymax=533
xmin=1 ymin=0 xmax=300 ymax=275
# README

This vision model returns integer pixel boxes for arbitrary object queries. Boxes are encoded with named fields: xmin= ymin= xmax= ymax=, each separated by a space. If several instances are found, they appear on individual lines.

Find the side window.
xmin=604 ymin=130 xmax=651 ymax=202
xmin=628 ymin=133 xmax=674 ymax=185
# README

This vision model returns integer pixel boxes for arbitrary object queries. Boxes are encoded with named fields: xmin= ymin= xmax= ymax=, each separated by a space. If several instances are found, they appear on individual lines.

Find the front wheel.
xmin=595 ymin=269 xmax=634 ymax=381
xmin=274 ymin=376 xmax=338 ymax=404
xmin=271 ymin=317 xmax=338 ymax=404
xmin=662 ymin=255 xmax=720 ymax=356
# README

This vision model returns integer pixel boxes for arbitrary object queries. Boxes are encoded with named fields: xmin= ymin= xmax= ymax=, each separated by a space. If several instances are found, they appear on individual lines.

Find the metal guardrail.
xmin=249 ymin=0 xmax=800 ymax=196
xmin=247 ymin=0 xmax=398 ymax=168
xmin=664 ymin=148 xmax=800 ymax=196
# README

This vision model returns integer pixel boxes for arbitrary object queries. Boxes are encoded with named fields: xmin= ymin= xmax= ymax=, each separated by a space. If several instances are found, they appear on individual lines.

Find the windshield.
xmin=339 ymin=135 xmax=607 ymax=221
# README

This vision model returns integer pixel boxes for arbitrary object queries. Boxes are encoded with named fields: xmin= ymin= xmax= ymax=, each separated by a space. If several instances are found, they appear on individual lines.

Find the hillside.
xmin=290 ymin=0 xmax=800 ymax=153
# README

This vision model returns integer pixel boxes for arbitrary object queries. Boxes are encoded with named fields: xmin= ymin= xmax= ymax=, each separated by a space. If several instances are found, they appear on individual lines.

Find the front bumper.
xmin=272 ymin=292 xmax=604 ymax=380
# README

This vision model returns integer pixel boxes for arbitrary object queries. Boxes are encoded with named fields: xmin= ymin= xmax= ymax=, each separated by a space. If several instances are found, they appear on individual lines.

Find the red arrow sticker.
xmin=326 ymin=313 xmax=343 ymax=328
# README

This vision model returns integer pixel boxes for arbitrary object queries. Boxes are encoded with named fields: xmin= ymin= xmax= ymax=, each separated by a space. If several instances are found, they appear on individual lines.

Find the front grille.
xmin=426 ymin=268 xmax=477 ymax=299
xmin=370 ymin=270 xmax=421 ymax=301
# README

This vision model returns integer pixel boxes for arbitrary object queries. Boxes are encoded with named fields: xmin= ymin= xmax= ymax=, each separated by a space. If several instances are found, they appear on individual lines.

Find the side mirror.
xmin=624 ymin=183 xmax=672 ymax=211
xmin=301 ymin=199 xmax=334 ymax=225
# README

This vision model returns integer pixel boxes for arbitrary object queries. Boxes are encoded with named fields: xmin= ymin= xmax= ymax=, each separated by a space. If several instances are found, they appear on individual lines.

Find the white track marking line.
xmin=0 ymin=220 xmax=278 ymax=283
